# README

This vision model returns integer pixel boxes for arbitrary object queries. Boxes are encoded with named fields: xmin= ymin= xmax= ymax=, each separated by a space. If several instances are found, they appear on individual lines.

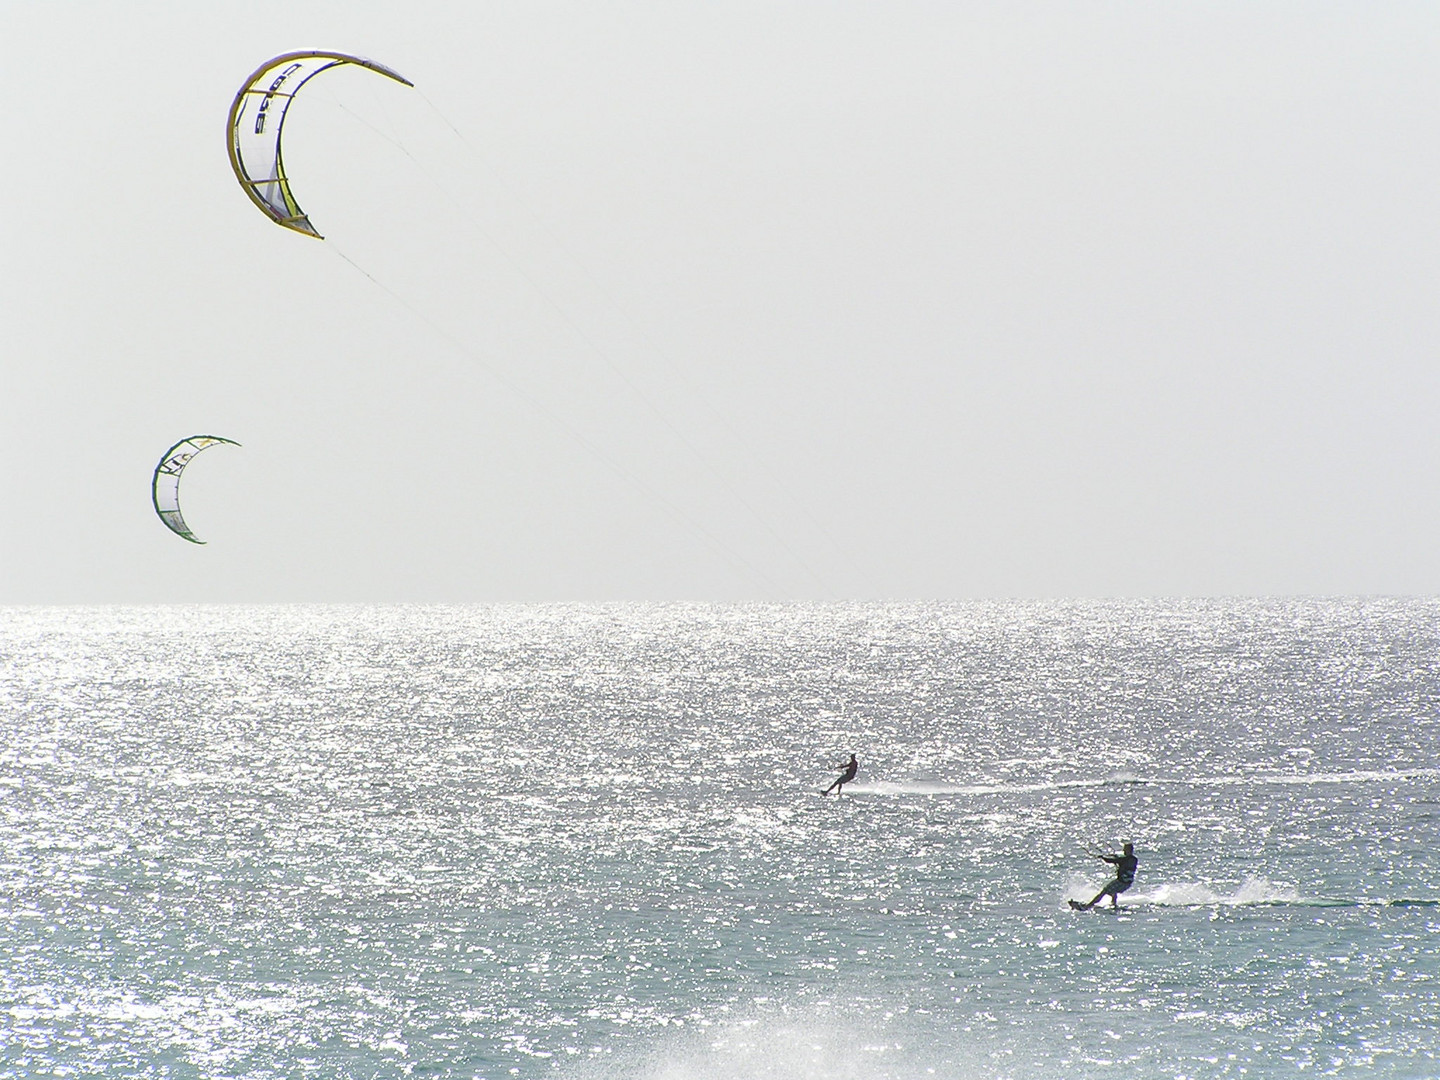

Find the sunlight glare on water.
xmin=1 ymin=601 xmax=1438 ymax=1078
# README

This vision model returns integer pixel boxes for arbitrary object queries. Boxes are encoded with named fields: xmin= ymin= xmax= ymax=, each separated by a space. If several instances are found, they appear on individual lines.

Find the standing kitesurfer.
xmin=822 ymin=753 xmax=858 ymax=796
xmin=1070 ymin=841 xmax=1137 ymax=910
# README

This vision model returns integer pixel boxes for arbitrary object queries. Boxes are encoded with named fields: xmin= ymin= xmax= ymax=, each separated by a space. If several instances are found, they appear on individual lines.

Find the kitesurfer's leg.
xmin=1073 ymin=880 xmax=1117 ymax=911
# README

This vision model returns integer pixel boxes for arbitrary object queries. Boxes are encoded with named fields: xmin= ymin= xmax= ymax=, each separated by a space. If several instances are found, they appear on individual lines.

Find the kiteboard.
xmin=1068 ymin=899 xmax=1127 ymax=912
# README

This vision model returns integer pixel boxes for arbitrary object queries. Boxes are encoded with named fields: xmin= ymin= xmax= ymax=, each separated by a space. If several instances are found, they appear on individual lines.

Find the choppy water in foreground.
xmin=2 ymin=601 xmax=1439 ymax=1079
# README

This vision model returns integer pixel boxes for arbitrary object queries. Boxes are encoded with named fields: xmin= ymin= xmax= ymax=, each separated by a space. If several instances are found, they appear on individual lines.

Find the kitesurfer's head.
xmin=1122 ymin=841 xmax=1134 ymax=854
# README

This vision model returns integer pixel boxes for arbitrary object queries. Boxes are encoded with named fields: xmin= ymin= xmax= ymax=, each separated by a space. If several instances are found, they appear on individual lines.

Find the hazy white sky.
xmin=4 ymin=2 xmax=1440 ymax=602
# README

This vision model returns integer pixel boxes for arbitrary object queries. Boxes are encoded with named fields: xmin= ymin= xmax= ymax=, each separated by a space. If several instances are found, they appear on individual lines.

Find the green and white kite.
xmin=227 ymin=51 xmax=413 ymax=238
xmin=152 ymin=436 xmax=240 ymax=545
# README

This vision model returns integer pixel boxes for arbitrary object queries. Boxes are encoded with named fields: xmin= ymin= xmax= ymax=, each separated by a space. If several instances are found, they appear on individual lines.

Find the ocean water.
xmin=2 ymin=600 xmax=1439 ymax=1079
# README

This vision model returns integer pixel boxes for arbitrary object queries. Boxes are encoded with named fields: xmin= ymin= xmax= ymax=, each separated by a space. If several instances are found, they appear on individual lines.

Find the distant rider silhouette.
xmin=823 ymin=753 xmax=858 ymax=796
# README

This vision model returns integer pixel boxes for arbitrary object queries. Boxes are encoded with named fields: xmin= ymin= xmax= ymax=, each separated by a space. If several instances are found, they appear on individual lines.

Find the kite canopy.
xmin=152 ymin=436 xmax=240 ymax=545
xmin=227 ymin=51 xmax=413 ymax=239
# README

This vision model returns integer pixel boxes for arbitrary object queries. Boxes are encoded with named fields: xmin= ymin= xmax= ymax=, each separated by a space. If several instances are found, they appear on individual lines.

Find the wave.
xmin=573 ymin=1008 xmax=945 ymax=1080
xmin=847 ymin=777 xmax=1120 ymax=798
xmin=1062 ymin=878 xmax=1440 ymax=909
xmin=1234 ymin=768 xmax=1440 ymax=786
xmin=846 ymin=768 xmax=1440 ymax=799
xmin=1129 ymin=879 xmax=1307 ymax=907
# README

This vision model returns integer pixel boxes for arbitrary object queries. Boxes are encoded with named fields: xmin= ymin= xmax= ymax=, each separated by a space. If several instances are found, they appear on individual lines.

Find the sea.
xmin=2 ymin=600 xmax=1438 ymax=1079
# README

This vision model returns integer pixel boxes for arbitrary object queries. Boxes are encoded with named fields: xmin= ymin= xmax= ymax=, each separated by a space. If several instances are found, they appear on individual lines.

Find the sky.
xmin=4 ymin=1 xmax=1440 ymax=602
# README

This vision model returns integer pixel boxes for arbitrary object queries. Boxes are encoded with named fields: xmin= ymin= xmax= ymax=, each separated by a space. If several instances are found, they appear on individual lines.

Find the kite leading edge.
xmin=227 ymin=51 xmax=413 ymax=239
xmin=152 ymin=436 xmax=241 ymax=545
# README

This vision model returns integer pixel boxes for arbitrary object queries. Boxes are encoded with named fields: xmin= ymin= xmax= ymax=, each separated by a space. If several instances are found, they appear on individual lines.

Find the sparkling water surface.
xmin=2 ymin=601 xmax=1439 ymax=1078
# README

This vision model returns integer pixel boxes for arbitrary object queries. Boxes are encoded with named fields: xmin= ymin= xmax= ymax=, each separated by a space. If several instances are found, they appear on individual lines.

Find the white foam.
xmin=848 ymin=777 xmax=1109 ymax=798
xmin=846 ymin=781 xmax=974 ymax=797
xmin=1134 ymin=878 xmax=1304 ymax=907
xmin=579 ymin=1010 xmax=939 ymax=1080
xmin=852 ymin=768 xmax=1440 ymax=799
xmin=1064 ymin=875 xmax=1310 ymax=908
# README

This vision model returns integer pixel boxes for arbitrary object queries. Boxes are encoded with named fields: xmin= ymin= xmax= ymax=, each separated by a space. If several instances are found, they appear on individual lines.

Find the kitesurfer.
xmin=822 ymin=753 xmax=858 ymax=796
xmin=1070 ymin=841 xmax=1137 ymax=910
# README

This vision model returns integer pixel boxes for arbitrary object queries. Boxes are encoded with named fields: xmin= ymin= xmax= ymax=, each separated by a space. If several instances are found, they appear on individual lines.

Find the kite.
xmin=227 ymin=51 xmax=413 ymax=238
xmin=152 ymin=436 xmax=240 ymax=545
